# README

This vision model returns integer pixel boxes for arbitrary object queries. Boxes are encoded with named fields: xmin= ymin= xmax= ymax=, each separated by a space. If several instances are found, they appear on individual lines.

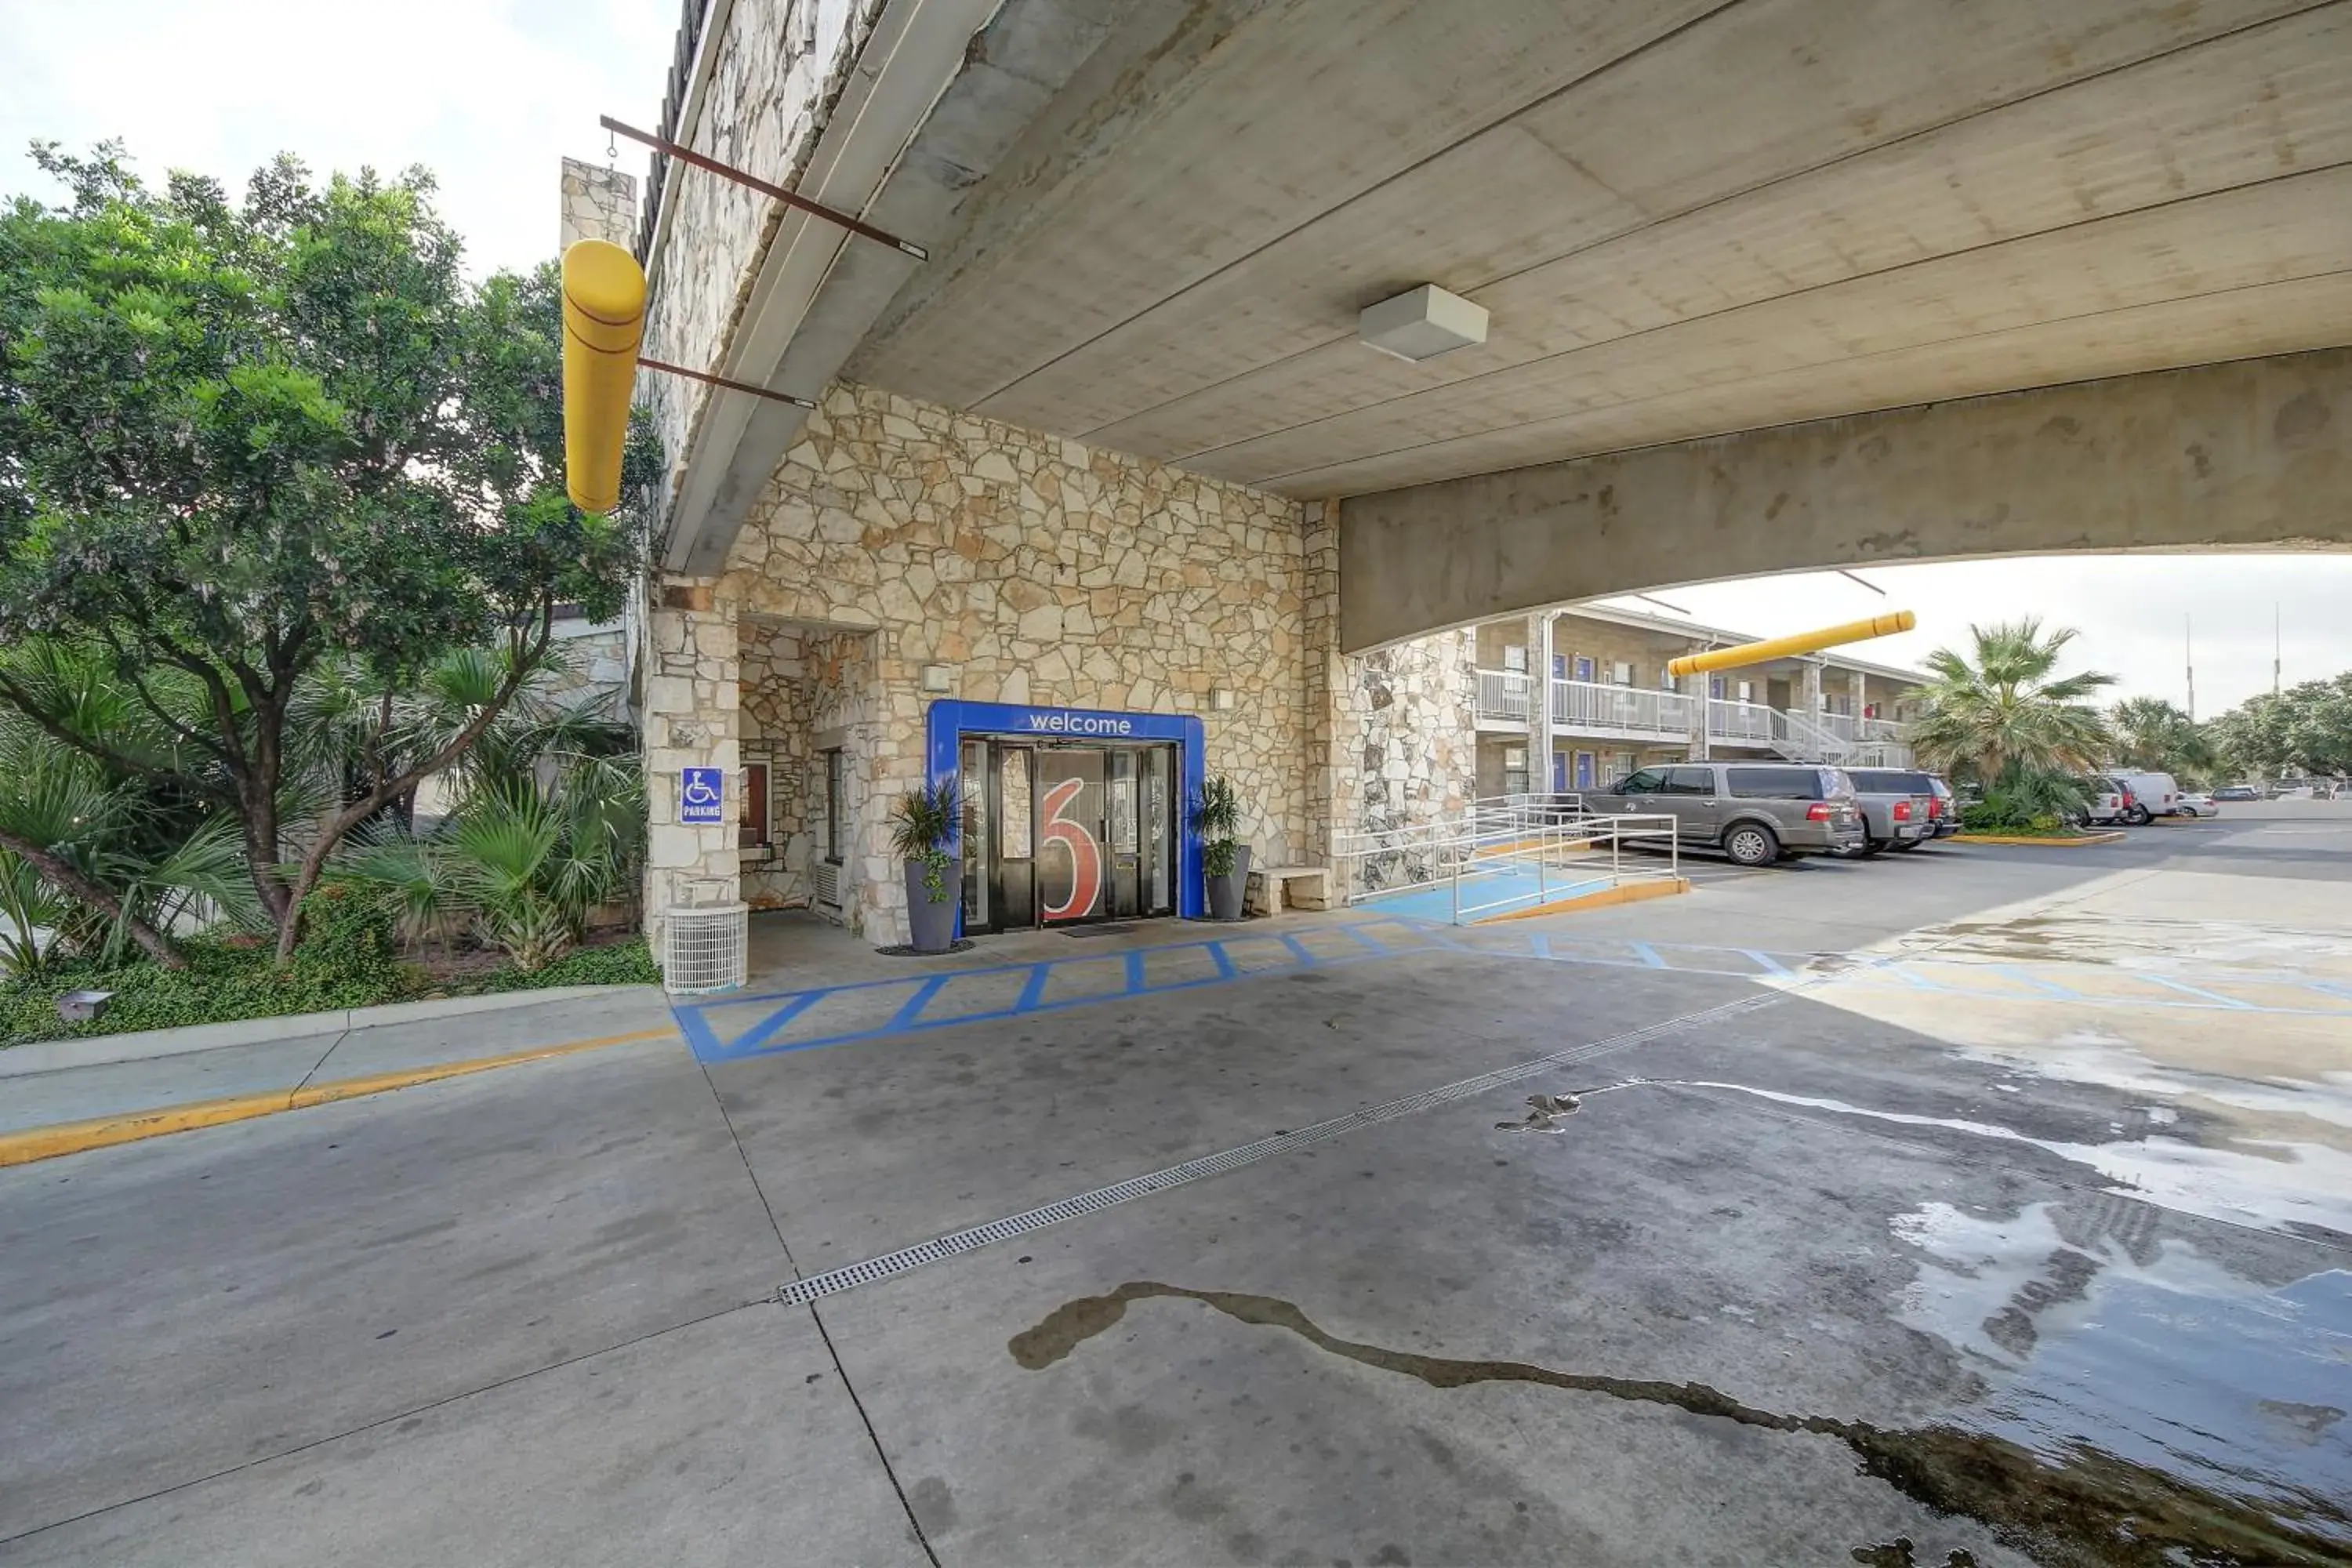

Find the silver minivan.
xmin=1585 ymin=762 xmax=1867 ymax=866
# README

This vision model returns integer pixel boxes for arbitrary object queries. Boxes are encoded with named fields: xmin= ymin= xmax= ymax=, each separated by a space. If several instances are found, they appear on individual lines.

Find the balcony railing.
xmin=1552 ymin=679 xmax=1693 ymax=738
xmin=1706 ymin=699 xmax=1775 ymax=744
xmin=1474 ymin=668 xmax=1533 ymax=721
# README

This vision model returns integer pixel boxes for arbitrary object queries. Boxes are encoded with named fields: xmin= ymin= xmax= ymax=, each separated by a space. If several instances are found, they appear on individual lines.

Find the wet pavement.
xmin=2 ymin=802 xmax=2347 ymax=1564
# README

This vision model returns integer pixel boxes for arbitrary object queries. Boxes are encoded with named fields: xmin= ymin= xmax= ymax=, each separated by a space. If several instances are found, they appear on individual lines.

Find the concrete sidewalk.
xmin=0 ymin=987 xmax=679 ymax=1161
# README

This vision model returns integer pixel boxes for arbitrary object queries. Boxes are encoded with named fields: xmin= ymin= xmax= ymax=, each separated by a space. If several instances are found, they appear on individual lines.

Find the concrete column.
xmin=641 ymin=579 xmax=741 ymax=958
xmin=1683 ymin=670 xmax=1710 ymax=761
xmin=1526 ymin=612 xmax=1555 ymax=793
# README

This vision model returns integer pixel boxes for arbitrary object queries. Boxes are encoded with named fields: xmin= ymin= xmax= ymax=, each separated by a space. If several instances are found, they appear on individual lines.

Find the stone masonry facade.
xmin=717 ymin=383 xmax=1315 ymax=944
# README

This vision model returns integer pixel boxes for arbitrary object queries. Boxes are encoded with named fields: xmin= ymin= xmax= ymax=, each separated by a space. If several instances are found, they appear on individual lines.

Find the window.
xmin=1661 ymin=766 xmax=1717 ymax=796
xmin=1612 ymin=660 xmax=1635 ymax=685
xmin=1615 ymin=752 xmax=1638 ymax=781
xmin=1615 ymin=768 xmax=1665 ymax=795
xmin=739 ymin=761 xmax=770 ymax=850
xmin=1573 ymin=655 xmax=1595 ymax=682
xmin=822 ymin=749 xmax=847 ymax=863
xmin=1502 ymin=644 xmax=1528 ymax=673
xmin=1726 ymin=766 xmax=1828 ymax=800
xmin=1710 ymin=676 xmax=1726 ymax=699
xmin=1660 ymin=666 xmax=1677 ymax=690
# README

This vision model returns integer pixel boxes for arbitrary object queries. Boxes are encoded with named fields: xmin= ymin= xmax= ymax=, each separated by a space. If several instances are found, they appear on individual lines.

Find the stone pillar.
xmin=1525 ymin=611 xmax=1555 ymax=795
xmin=1849 ymin=667 xmax=1868 ymax=718
xmin=560 ymin=158 xmax=639 ymax=251
xmin=1800 ymin=658 xmax=1824 ymax=717
xmin=641 ymin=579 xmax=741 ymax=958
xmin=1683 ymin=670 xmax=1710 ymax=760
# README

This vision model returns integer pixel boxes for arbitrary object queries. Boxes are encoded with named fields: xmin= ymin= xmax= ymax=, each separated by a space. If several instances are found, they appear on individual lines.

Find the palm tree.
xmin=2109 ymin=695 xmax=2217 ymax=782
xmin=1906 ymin=619 xmax=2116 ymax=784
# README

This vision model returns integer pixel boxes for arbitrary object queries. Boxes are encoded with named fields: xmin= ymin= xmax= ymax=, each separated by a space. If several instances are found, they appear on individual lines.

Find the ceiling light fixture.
xmin=1359 ymin=285 xmax=1488 ymax=363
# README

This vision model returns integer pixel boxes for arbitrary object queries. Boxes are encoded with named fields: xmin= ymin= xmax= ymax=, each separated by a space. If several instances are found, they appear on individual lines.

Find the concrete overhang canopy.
xmin=837 ymin=0 xmax=2352 ymax=501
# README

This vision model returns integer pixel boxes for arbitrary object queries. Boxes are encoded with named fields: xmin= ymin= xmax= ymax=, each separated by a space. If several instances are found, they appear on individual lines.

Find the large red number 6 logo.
xmin=1040 ymin=776 xmax=1102 ymax=920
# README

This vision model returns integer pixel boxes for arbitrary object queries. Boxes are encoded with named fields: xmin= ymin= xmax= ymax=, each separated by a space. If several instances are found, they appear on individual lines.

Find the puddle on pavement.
xmin=1522 ymin=1075 xmax=2352 ymax=1244
xmin=1890 ymin=1199 xmax=2352 ymax=1541
xmin=1009 ymin=1280 xmax=2352 ymax=1564
xmin=1897 ymin=914 xmax=2352 ymax=975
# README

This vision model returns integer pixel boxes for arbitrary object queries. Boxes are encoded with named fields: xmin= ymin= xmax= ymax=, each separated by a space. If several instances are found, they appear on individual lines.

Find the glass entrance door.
xmin=967 ymin=738 xmax=1179 ymax=932
xmin=1034 ymin=747 xmax=1107 ymax=924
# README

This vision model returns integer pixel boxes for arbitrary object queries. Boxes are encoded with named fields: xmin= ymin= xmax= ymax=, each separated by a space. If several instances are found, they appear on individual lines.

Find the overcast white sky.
xmin=9 ymin=0 xmax=2350 ymax=716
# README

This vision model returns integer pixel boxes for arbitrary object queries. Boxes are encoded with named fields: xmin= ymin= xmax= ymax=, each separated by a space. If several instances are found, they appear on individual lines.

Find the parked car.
xmin=2176 ymin=791 xmax=2219 ymax=817
xmin=1586 ymin=762 xmax=1866 ymax=867
xmin=2212 ymin=785 xmax=2261 ymax=802
xmin=2074 ymin=775 xmax=2124 ymax=826
xmin=1846 ymin=768 xmax=1941 ymax=854
xmin=2110 ymin=770 xmax=2182 ymax=824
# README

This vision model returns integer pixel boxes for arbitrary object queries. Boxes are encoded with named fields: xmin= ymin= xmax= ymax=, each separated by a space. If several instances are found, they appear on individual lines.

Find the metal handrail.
xmin=1333 ymin=807 xmax=1678 ymax=924
xmin=1706 ymin=699 xmax=1775 ymax=742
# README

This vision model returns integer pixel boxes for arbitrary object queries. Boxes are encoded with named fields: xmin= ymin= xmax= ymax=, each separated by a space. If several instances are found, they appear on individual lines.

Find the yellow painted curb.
xmin=1953 ymin=830 xmax=2128 ymax=847
xmin=1476 ymin=876 xmax=1692 ymax=924
xmin=0 ymin=1025 xmax=677 ymax=1170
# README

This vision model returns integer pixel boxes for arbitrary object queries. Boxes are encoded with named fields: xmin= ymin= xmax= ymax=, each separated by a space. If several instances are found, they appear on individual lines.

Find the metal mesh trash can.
xmin=662 ymin=903 xmax=747 ymax=994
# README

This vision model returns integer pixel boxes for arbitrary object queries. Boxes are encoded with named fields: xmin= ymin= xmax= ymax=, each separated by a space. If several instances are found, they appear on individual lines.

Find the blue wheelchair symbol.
xmin=681 ymin=768 xmax=724 ymax=826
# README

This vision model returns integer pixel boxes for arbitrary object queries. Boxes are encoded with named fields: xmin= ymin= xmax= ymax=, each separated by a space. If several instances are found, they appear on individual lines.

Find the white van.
xmin=2111 ymin=771 xmax=2182 ymax=824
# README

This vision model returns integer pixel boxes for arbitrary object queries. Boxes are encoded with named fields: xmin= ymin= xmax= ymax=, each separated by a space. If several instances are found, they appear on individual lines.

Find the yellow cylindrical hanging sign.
xmin=1665 ymin=609 xmax=1916 ymax=678
xmin=561 ymin=238 xmax=648 ymax=515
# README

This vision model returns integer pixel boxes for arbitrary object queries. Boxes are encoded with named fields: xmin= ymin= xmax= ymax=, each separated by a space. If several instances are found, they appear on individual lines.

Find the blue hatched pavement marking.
xmin=2138 ymin=972 xmax=2258 ymax=1009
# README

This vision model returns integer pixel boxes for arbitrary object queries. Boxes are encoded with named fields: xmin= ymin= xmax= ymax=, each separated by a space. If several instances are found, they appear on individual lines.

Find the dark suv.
xmin=1584 ymin=762 xmax=1866 ymax=866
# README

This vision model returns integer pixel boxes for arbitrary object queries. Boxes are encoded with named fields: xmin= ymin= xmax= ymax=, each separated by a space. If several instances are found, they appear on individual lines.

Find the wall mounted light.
xmin=1211 ymin=688 xmax=1236 ymax=712
xmin=920 ymin=663 xmax=953 ymax=694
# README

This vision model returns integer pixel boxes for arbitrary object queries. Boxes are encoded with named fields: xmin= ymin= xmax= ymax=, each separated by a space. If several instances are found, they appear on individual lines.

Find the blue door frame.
xmin=924 ymin=701 xmax=1208 ymax=933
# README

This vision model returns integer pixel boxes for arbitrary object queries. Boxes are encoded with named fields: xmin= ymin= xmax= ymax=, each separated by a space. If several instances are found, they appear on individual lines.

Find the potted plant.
xmin=1190 ymin=775 xmax=1250 ymax=921
xmin=889 ymin=778 xmax=961 ymax=953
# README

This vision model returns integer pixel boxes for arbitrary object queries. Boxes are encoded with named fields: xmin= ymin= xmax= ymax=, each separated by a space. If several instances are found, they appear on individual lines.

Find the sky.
xmin=7 ymin=0 xmax=2349 ymax=717
xmin=0 ymin=0 xmax=669 ymax=278
xmin=1598 ymin=554 xmax=2352 ymax=717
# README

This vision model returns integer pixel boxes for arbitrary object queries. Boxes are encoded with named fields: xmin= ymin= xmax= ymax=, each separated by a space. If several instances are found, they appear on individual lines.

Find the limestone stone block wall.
xmin=738 ymin=619 xmax=815 ymax=909
xmin=721 ymin=383 xmax=1311 ymax=945
xmin=560 ymin=160 xmax=637 ymax=251
xmin=641 ymin=588 xmax=741 ymax=953
xmin=637 ymin=0 xmax=883 ymax=479
xmin=1343 ymin=629 xmax=1476 ymax=895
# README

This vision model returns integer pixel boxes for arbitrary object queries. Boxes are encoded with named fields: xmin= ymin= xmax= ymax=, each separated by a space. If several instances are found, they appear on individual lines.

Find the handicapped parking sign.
xmin=680 ymin=767 xmax=724 ymax=826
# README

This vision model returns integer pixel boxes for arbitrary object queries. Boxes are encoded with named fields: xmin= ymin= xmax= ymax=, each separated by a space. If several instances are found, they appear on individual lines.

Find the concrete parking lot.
xmin=2 ymin=804 xmax=2347 ymax=1565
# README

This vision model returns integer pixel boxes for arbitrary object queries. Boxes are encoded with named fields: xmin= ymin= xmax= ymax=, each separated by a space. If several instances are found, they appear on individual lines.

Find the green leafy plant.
xmin=0 ymin=143 xmax=655 ymax=965
xmin=1959 ymin=764 xmax=2092 ymax=834
xmin=1907 ymin=619 xmax=2115 ymax=786
xmin=888 ymin=779 xmax=960 ymax=903
xmin=1189 ymin=775 xmax=1243 ymax=878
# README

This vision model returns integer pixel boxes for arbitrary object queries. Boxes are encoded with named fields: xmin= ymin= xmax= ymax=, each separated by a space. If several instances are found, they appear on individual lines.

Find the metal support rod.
xmin=640 ymin=355 xmax=817 ymax=410
xmin=601 ymin=115 xmax=929 ymax=260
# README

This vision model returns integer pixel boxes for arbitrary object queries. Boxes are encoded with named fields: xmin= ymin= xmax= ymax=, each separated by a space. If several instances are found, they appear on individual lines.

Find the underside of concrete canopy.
xmin=1335 ymin=349 xmax=2352 ymax=652
xmin=655 ymin=0 xmax=2352 ymax=618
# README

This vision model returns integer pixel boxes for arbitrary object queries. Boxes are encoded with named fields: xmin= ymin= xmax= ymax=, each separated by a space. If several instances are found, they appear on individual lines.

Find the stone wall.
xmin=1342 ymin=628 xmax=1476 ymax=893
xmin=638 ymin=0 xmax=884 ymax=485
xmin=722 ymin=383 xmax=1311 ymax=942
xmin=738 ymin=619 xmax=815 ymax=909
xmin=560 ymin=160 xmax=638 ymax=251
xmin=641 ymin=588 xmax=741 ymax=953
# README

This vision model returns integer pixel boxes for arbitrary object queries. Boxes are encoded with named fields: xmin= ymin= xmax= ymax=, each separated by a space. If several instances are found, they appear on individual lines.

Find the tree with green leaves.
xmin=0 ymin=143 xmax=654 ymax=964
xmin=2209 ymin=673 xmax=2352 ymax=780
xmin=1906 ymin=619 xmax=2116 ymax=784
xmin=2108 ymin=695 xmax=2218 ymax=785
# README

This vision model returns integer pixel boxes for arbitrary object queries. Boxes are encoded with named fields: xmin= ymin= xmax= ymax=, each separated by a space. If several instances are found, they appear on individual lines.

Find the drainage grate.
xmin=1062 ymin=924 xmax=1139 ymax=939
xmin=775 ymin=980 xmax=1807 ymax=1309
